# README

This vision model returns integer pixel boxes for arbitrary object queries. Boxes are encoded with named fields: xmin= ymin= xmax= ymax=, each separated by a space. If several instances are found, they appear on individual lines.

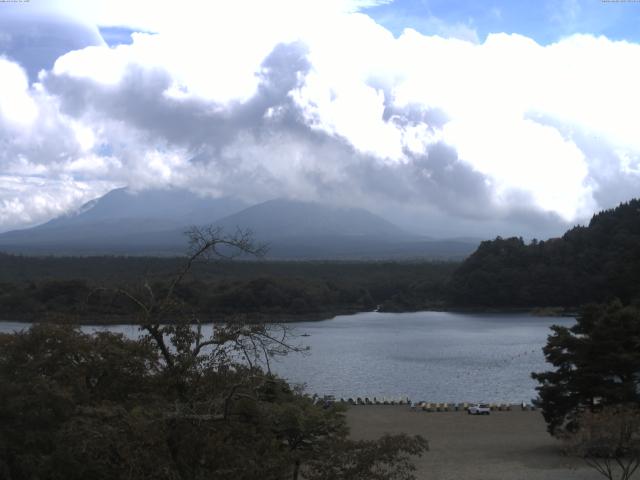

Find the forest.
xmin=449 ymin=199 xmax=640 ymax=308
xmin=1 ymin=198 xmax=639 ymax=323
xmin=0 ymin=256 xmax=455 ymax=323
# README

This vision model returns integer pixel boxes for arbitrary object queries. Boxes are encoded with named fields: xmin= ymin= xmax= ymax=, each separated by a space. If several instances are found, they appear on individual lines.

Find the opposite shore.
xmin=0 ymin=305 xmax=577 ymax=326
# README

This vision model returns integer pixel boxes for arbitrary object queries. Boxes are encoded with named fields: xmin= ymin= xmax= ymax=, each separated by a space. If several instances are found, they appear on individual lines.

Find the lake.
xmin=0 ymin=311 xmax=573 ymax=404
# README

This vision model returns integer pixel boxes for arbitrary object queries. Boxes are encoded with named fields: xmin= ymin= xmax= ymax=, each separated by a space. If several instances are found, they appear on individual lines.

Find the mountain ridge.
xmin=212 ymin=197 xmax=409 ymax=239
xmin=0 ymin=188 xmax=479 ymax=259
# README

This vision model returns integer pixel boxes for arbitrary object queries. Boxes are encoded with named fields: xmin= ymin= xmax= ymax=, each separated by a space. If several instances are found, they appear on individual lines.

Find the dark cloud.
xmin=0 ymin=12 xmax=103 ymax=82
xmin=334 ymin=142 xmax=492 ymax=216
xmin=44 ymin=42 xmax=311 ymax=152
xmin=36 ymin=39 xmax=581 ymax=238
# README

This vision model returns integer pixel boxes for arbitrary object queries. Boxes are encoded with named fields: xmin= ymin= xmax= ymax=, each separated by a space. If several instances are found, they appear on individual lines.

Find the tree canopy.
xmin=532 ymin=301 xmax=640 ymax=435
xmin=0 ymin=227 xmax=428 ymax=479
xmin=449 ymin=199 xmax=640 ymax=308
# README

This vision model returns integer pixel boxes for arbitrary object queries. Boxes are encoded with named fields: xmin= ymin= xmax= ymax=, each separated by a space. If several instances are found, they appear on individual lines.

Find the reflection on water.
xmin=0 ymin=311 xmax=573 ymax=403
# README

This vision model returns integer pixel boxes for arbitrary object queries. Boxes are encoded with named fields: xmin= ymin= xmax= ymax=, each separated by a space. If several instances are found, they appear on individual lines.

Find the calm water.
xmin=0 ymin=311 xmax=573 ymax=403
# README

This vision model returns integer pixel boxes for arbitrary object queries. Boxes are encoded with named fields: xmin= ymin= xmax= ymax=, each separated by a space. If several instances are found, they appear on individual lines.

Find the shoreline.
xmin=0 ymin=309 xmax=359 ymax=326
xmin=0 ymin=306 xmax=576 ymax=326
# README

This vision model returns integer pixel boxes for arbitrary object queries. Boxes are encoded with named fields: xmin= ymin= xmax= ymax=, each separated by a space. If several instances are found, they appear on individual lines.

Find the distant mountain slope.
xmin=37 ymin=188 xmax=247 ymax=227
xmin=214 ymin=198 xmax=407 ymax=239
xmin=209 ymin=199 xmax=476 ymax=259
xmin=449 ymin=199 xmax=640 ymax=307
xmin=0 ymin=188 xmax=247 ymax=252
xmin=0 ymin=190 xmax=479 ymax=259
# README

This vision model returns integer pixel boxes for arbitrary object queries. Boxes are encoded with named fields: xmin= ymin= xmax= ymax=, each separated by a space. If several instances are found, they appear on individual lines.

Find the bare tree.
xmin=565 ymin=404 xmax=640 ymax=480
xmin=107 ymin=226 xmax=304 ymax=398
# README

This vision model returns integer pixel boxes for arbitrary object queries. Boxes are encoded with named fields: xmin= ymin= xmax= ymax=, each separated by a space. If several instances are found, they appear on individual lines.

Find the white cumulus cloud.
xmin=0 ymin=2 xmax=639 ymax=238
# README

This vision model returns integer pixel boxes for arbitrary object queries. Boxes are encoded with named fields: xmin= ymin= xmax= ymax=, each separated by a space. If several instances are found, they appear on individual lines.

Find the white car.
xmin=467 ymin=403 xmax=491 ymax=415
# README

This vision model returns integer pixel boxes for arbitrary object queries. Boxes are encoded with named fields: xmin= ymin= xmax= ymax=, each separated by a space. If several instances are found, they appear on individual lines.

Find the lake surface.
xmin=0 ymin=311 xmax=573 ymax=403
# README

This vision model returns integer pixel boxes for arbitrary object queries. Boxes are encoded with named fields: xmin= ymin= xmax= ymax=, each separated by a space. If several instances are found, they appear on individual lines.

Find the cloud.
xmin=41 ymin=35 xmax=499 ymax=219
xmin=0 ymin=11 xmax=103 ymax=82
xmin=0 ymin=57 xmax=38 ymax=126
xmin=528 ymin=112 xmax=640 ymax=210
xmin=0 ymin=4 xmax=639 ymax=238
xmin=0 ymin=56 xmax=115 ymax=231
xmin=0 ymin=175 xmax=113 ymax=231
xmin=405 ymin=16 xmax=481 ymax=43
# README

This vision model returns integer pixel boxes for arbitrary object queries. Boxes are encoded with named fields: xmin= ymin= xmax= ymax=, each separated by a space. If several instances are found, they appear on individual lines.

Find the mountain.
xmin=209 ymin=198 xmax=477 ymax=259
xmin=449 ymin=198 xmax=640 ymax=307
xmin=0 ymin=189 xmax=479 ymax=259
xmin=41 ymin=188 xmax=246 ymax=227
xmin=214 ymin=198 xmax=405 ymax=239
xmin=0 ymin=188 xmax=248 ymax=254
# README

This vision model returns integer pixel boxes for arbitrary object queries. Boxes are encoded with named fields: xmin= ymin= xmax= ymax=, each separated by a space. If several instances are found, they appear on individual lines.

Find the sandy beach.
xmin=346 ymin=406 xmax=601 ymax=480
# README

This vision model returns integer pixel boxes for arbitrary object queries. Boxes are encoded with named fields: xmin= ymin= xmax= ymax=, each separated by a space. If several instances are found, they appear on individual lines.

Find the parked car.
xmin=467 ymin=403 xmax=491 ymax=415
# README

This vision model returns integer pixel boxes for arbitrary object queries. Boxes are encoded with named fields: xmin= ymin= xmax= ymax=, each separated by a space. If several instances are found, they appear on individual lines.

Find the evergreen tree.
xmin=532 ymin=301 xmax=640 ymax=435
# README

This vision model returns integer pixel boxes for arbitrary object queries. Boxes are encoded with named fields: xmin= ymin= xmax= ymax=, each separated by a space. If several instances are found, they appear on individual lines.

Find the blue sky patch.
xmin=364 ymin=0 xmax=640 ymax=44
xmin=98 ymin=26 xmax=137 ymax=47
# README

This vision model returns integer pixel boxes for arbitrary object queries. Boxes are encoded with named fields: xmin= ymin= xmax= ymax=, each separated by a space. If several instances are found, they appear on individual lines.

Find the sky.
xmin=0 ymin=0 xmax=639 ymax=238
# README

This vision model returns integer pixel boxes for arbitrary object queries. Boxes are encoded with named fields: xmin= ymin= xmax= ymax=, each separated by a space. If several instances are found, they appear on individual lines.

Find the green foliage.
xmin=0 ymin=324 xmax=160 ymax=479
xmin=0 ymin=225 xmax=428 ymax=479
xmin=532 ymin=302 xmax=640 ymax=436
xmin=0 ymin=259 xmax=457 ymax=321
xmin=0 ymin=323 xmax=427 ymax=479
xmin=450 ymin=199 xmax=640 ymax=308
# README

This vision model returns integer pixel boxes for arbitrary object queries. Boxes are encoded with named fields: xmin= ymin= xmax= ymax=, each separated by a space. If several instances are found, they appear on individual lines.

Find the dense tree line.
xmin=449 ymin=199 xmax=640 ymax=308
xmin=0 ymin=277 xmax=368 ymax=322
xmin=0 ymin=260 xmax=455 ymax=322
xmin=0 ymin=253 xmax=457 ymax=286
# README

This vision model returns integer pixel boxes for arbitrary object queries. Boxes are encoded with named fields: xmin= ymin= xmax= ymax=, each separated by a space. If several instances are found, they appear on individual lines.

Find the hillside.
xmin=449 ymin=199 xmax=640 ymax=307
xmin=214 ymin=198 xmax=406 ymax=238
xmin=210 ymin=198 xmax=476 ymax=259
xmin=0 ymin=188 xmax=247 ymax=253
xmin=0 ymin=189 xmax=478 ymax=259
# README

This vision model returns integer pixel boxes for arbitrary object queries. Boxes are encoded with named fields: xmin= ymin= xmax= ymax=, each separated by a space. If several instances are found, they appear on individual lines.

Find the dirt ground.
xmin=346 ymin=406 xmax=602 ymax=480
